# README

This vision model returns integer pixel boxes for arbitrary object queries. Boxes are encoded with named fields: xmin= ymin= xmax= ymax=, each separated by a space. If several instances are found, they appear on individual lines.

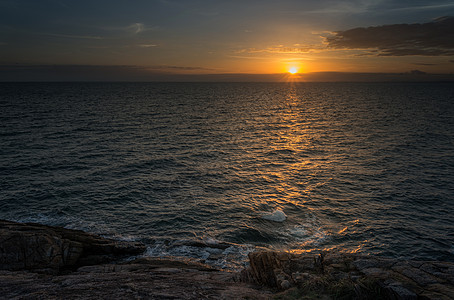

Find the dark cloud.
xmin=326 ymin=16 xmax=454 ymax=56
xmin=412 ymin=63 xmax=438 ymax=66
xmin=149 ymin=65 xmax=213 ymax=71
xmin=0 ymin=64 xmax=211 ymax=81
xmin=369 ymin=0 xmax=454 ymax=11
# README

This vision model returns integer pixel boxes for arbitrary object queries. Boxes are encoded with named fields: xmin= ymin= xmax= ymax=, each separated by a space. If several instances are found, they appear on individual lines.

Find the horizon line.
xmin=1 ymin=64 xmax=454 ymax=82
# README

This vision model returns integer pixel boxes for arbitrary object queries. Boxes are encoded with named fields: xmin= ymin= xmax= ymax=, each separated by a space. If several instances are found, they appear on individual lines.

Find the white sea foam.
xmin=262 ymin=209 xmax=287 ymax=222
xmin=143 ymin=239 xmax=255 ymax=270
xmin=288 ymin=225 xmax=308 ymax=238
xmin=204 ymin=237 xmax=220 ymax=245
xmin=289 ymin=224 xmax=327 ymax=245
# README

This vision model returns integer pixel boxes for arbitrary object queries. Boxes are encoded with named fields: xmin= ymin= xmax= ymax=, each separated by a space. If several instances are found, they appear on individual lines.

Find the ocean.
xmin=1 ymin=82 xmax=453 ymax=270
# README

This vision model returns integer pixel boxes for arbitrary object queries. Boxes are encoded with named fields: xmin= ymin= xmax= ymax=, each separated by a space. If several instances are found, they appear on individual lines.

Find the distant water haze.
xmin=1 ymin=82 xmax=453 ymax=269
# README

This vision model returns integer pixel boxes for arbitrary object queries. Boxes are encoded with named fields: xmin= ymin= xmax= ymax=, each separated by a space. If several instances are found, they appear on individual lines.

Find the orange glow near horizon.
xmin=283 ymin=65 xmax=304 ymax=82
xmin=283 ymin=62 xmax=303 ymax=74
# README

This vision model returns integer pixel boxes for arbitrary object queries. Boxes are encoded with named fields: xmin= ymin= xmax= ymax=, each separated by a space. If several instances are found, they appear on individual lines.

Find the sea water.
xmin=1 ymin=82 xmax=453 ymax=269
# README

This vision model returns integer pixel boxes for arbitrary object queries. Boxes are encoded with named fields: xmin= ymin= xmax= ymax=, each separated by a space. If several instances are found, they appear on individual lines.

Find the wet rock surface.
xmin=1 ymin=220 xmax=454 ymax=299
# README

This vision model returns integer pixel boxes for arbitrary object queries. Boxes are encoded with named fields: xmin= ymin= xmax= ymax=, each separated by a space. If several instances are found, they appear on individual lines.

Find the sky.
xmin=1 ymin=0 xmax=454 ymax=81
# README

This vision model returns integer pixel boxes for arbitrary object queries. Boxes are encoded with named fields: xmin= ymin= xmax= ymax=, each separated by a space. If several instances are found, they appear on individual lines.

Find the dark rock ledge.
xmin=1 ymin=220 xmax=454 ymax=299
xmin=0 ymin=219 xmax=146 ymax=273
xmin=242 ymin=251 xmax=454 ymax=299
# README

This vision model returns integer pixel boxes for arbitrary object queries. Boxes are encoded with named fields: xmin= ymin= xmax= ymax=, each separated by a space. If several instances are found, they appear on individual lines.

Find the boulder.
xmin=0 ymin=220 xmax=146 ymax=272
xmin=247 ymin=251 xmax=292 ymax=287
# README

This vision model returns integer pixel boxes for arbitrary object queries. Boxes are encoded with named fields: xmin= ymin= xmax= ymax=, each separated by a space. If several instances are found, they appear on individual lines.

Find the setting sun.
xmin=289 ymin=67 xmax=298 ymax=74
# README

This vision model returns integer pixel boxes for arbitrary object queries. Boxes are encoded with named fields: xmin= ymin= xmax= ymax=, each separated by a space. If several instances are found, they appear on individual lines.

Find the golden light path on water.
xmin=260 ymin=83 xmax=369 ymax=255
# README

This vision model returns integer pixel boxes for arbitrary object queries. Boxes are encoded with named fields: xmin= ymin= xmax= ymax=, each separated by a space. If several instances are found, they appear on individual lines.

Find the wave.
xmin=142 ymin=238 xmax=257 ymax=271
xmin=261 ymin=209 xmax=287 ymax=222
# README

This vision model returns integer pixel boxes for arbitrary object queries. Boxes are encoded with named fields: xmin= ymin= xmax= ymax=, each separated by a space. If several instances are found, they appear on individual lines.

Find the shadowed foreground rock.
xmin=243 ymin=251 xmax=454 ymax=299
xmin=2 ymin=220 xmax=454 ymax=299
xmin=0 ymin=258 xmax=271 ymax=299
xmin=0 ymin=219 xmax=146 ymax=272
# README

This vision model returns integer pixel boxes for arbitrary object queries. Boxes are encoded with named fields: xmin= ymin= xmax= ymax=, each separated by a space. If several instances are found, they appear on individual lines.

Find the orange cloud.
xmin=237 ymin=45 xmax=319 ymax=54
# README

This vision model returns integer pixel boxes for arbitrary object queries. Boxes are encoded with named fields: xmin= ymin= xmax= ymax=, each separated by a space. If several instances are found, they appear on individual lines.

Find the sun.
xmin=288 ymin=67 xmax=298 ymax=74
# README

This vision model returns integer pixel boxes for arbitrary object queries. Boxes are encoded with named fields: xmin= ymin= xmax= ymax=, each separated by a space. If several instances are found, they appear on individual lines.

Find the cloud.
xmin=369 ymin=1 xmax=454 ymax=12
xmin=325 ymin=16 xmax=454 ymax=56
xmin=44 ymin=33 xmax=105 ymax=40
xmin=128 ymin=23 xmax=144 ymax=34
xmin=412 ymin=63 xmax=438 ymax=66
xmin=279 ymin=0 xmax=372 ymax=15
xmin=148 ymin=65 xmax=214 ymax=71
xmin=138 ymin=44 xmax=158 ymax=48
xmin=0 ymin=64 xmax=213 ymax=81
xmin=0 ymin=64 xmax=212 ymax=73
xmin=237 ymin=45 xmax=317 ymax=54
xmin=100 ymin=23 xmax=159 ymax=35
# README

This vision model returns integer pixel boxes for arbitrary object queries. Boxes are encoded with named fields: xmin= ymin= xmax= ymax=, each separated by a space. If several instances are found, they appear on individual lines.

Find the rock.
xmin=425 ymin=283 xmax=454 ymax=299
xmin=422 ymin=263 xmax=454 ymax=285
xmin=353 ymin=257 xmax=395 ymax=271
xmin=0 ymin=220 xmax=146 ymax=272
xmin=2 ymin=220 xmax=454 ymax=299
xmin=243 ymin=251 xmax=454 ymax=299
xmin=385 ymin=284 xmax=418 ymax=300
xmin=399 ymin=267 xmax=439 ymax=286
xmin=0 ymin=260 xmax=272 ymax=299
xmin=280 ymin=280 xmax=291 ymax=290
xmin=361 ymin=267 xmax=391 ymax=278
xmin=331 ymin=271 xmax=349 ymax=281
xmin=246 ymin=251 xmax=292 ymax=288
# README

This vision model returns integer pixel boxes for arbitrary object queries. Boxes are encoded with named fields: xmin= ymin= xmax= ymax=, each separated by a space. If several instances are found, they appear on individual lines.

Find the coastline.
xmin=1 ymin=219 xmax=453 ymax=299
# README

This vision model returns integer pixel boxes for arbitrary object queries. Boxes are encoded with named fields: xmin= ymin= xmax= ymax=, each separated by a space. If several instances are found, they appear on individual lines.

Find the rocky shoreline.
xmin=1 ymin=220 xmax=453 ymax=299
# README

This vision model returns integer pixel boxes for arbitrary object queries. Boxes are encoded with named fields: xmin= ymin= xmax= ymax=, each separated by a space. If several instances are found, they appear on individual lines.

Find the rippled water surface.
xmin=1 ymin=82 xmax=453 ymax=267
